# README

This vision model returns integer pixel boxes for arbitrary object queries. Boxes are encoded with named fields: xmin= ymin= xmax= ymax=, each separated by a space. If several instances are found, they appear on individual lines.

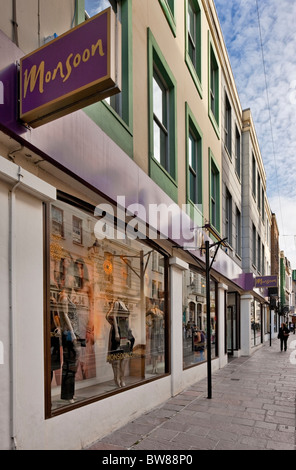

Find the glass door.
xmin=227 ymin=306 xmax=234 ymax=356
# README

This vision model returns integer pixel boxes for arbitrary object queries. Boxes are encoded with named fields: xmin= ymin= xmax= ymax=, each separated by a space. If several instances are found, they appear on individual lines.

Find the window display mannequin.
xmin=146 ymin=304 xmax=165 ymax=374
xmin=106 ymin=300 xmax=134 ymax=388
xmin=58 ymin=256 xmax=80 ymax=403
xmin=73 ymin=259 xmax=95 ymax=380
xmin=50 ymin=296 xmax=61 ymax=381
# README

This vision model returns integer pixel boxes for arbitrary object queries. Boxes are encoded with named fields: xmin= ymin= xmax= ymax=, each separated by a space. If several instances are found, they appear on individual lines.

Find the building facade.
xmin=0 ymin=0 xmax=278 ymax=449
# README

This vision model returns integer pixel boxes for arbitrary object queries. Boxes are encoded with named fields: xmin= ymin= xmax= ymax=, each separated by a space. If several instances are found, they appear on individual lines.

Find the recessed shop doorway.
xmin=226 ymin=292 xmax=240 ymax=356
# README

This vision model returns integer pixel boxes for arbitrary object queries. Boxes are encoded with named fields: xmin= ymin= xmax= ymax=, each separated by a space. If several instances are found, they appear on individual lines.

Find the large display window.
xmin=251 ymin=299 xmax=262 ymax=348
xmin=182 ymin=268 xmax=217 ymax=368
xmin=45 ymin=195 xmax=168 ymax=416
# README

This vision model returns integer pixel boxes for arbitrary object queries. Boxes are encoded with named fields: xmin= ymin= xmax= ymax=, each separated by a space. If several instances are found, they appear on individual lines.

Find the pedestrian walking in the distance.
xmin=278 ymin=322 xmax=290 ymax=352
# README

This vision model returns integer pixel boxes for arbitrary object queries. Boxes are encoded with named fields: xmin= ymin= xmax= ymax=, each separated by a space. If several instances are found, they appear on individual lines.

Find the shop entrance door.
xmin=227 ymin=306 xmax=234 ymax=356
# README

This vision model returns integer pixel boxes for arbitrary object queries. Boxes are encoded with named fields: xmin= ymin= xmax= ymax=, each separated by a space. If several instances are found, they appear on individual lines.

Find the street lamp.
xmin=203 ymin=238 xmax=227 ymax=399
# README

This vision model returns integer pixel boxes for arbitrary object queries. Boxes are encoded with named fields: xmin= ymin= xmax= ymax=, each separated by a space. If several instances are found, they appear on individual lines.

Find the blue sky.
xmin=214 ymin=0 xmax=296 ymax=267
xmin=85 ymin=0 xmax=110 ymax=17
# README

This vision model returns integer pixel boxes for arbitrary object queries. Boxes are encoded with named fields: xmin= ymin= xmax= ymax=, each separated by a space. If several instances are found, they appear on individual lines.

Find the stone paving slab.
xmin=85 ymin=337 xmax=296 ymax=451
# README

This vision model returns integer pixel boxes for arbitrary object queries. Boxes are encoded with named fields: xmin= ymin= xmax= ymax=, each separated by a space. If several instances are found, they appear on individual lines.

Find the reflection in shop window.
xmin=72 ymin=216 xmax=83 ymax=244
xmin=182 ymin=268 xmax=217 ymax=369
xmin=51 ymin=206 xmax=64 ymax=238
xmin=48 ymin=198 xmax=167 ymax=414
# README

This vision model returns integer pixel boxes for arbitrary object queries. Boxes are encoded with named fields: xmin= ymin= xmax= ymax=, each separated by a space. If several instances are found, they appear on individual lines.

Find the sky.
xmin=84 ymin=0 xmax=296 ymax=268
xmin=214 ymin=0 xmax=296 ymax=268
xmin=85 ymin=0 xmax=110 ymax=17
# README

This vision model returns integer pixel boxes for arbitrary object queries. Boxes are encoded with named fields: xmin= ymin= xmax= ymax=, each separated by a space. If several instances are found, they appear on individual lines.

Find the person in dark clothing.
xmin=278 ymin=323 xmax=290 ymax=352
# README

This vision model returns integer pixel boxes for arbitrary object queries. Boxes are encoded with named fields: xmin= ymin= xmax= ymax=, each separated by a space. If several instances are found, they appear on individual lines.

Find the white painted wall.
xmin=0 ymin=180 xmax=11 ymax=450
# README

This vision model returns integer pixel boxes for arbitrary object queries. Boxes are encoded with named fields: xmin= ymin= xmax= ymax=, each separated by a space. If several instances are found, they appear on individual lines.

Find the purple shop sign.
xmin=255 ymin=275 xmax=278 ymax=289
xmin=20 ymin=7 xmax=121 ymax=128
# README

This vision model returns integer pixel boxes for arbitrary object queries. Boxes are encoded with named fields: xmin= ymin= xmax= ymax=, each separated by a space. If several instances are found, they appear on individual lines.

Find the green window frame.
xmin=185 ymin=0 xmax=202 ymax=97
xmin=225 ymin=92 xmax=232 ymax=156
xmin=209 ymin=150 xmax=220 ymax=233
xmin=252 ymin=153 xmax=256 ymax=199
xmin=257 ymin=172 xmax=261 ymax=212
xmin=235 ymin=125 xmax=241 ymax=179
xmin=225 ymin=187 xmax=232 ymax=247
xmin=252 ymin=224 xmax=256 ymax=267
xmin=262 ymin=188 xmax=265 ymax=222
xmin=208 ymin=33 xmax=220 ymax=138
xmin=79 ymin=0 xmax=133 ymax=158
xmin=235 ymin=206 xmax=242 ymax=257
xmin=148 ymin=29 xmax=178 ymax=202
xmin=185 ymin=103 xmax=203 ymax=225
xmin=159 ymin=0 xmax=176 ymax=36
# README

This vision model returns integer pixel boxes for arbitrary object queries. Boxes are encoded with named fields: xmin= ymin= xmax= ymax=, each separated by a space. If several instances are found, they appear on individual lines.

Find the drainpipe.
xmin=12 ymin=0 xmax=19 ymax=47
xmin=9 ymin=166 xmax=23 ymax=450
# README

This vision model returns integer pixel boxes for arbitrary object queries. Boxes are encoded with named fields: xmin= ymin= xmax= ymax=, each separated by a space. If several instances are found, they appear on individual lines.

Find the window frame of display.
xmin=182 ymin=265 xmax=218 ymax=370
xmin=43 ymin=191 xmax=170 ymax=419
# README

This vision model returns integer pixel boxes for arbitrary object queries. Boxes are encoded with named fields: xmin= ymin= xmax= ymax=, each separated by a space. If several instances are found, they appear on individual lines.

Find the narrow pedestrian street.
xmin=86 ymin=337 xmax=296 ymax=451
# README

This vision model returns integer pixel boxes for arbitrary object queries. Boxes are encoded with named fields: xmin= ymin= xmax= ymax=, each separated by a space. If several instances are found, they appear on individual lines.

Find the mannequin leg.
xmin=112 ymin=360 xmax=121 ymax=387
xmin=119 ymin=358 xmax=128 ymax=387
xmin=152 ymin=356 xmax=158 ymax=374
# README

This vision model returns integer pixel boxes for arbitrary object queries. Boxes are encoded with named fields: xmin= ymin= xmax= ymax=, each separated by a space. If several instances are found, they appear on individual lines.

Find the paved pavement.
xmin=85 ymin=336 xmax=296 ymax=451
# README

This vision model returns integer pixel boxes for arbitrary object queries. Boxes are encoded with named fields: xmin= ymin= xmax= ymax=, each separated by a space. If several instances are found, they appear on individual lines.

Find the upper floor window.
xmin=225 ymin=188 xmax=232 ymax=247
xmin=185 ymin=104 xmax=203 ymax=223
xmin=186 ymin=0 xmax=202 ymax=95
xmin=235 ymin=126 xmax=241 ymax=179
xmin=225 ymin=93 xmax=232 ymax=156
xmin=208 ymin=35 xmax=220 ymax=136
xmin=257 ymin=172 xmax=261 ymax=212
xmin=187 ymin=115 xmax=202 ymax=207
xmin=257 ymin=235 xmax=261 ymax=273
xmin=210 ymin=153 xmax=220 ymax=232
xmin=148 ymin=29 xmax=177 ymax=199
xmin=153 ymin=70 xmax=169 ymax=170
xmin=252 ymin=224 xmax=256 ymax=267
xmin=262 ymin=188 xmax=265 ymax=222
xmin=252 ymin=153 xmax=256 ymax=199
xmin=159 ymin=0 xmax=176 ymax=36
xmin=235 ymin=207 xmax=241 ymax=257
xmin=188 ymin=131 xmax=198 ymax=204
